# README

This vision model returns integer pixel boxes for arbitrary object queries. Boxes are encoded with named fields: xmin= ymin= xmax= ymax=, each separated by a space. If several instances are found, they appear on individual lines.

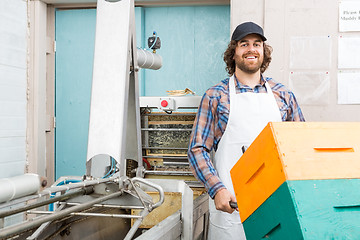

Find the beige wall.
xmin=231 ymin=0 xmax=360 ymax=121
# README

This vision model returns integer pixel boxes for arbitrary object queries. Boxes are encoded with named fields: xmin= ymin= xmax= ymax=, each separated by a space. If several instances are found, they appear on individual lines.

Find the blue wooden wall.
xmin=142 ymin=6 xmax=230 ymax=96
xmin=55 ymin=9 xmax=96 ymax=178
xmin=55 ymin=6 xmax=229 ymax=179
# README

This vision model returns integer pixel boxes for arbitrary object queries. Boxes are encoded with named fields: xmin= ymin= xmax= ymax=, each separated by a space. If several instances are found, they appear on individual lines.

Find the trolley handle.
xmin=131 ymin=177 xmax=165 ymax=209
xmin=229 ymin=201 xmax=238 ymax=209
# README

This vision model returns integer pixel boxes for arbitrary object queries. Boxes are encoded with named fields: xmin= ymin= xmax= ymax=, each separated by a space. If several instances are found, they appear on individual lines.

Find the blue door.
xmin=55 ymin=9 xmax=96 ymax=178
xmin=55 ymin=6 xmax=230 ymax=179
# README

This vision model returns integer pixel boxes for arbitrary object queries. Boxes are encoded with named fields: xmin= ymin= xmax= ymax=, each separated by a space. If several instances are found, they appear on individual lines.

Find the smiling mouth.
xmin=245 ymin=56 xmax=257 ymax=60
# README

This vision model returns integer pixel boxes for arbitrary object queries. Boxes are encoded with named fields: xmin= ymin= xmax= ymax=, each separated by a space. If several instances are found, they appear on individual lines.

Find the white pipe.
xmin=0 ymin=174 xmax=41 ymax=203
xmin=136 ymin=49 xmax=162 ymax=70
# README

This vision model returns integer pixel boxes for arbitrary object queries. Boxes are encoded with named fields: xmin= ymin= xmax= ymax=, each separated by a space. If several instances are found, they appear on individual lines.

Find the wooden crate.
xmin=230 ymin=122 xmax=360 ymax=221
xmin=243 ymin=179 xmax=360 ymax=239
xmin=131 ymin=192 xmax=182 ymax=228
xmin=131 ymin=190 xmax=205 ymax=228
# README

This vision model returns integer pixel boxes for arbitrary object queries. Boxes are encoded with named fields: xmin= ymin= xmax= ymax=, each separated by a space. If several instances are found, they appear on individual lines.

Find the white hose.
xmin=0 ymin=173 xmax=41 ymax=203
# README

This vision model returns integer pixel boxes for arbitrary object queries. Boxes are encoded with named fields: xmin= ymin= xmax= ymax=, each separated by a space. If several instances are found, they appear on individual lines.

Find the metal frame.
xmin=139 ymin=96 xmax=201 ymax=182
xmin=0 ymin=176 xmax=165 ymax=240
xmin=140 ymin=96 xmax=201 ymax=110
xmin=136 ymin=179 xmax=209 ymax=240
xmin=86 ymin=0 xmax=143 ymax=178
xmin=138 ymin=179 xmax=193 ymax=240
xmin=135 ymin=211 xmax=182 ymax=240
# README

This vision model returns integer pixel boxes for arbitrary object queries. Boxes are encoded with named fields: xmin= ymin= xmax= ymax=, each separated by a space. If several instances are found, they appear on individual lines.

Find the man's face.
xmin=233 ymin=34 xmax=264 ymax=74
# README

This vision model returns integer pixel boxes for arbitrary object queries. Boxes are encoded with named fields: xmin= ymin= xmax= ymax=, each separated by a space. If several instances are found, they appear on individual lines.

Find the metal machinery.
xmin=0 ymin=0 xmax=208 ymax=239
xmin=139 ymin=96 xmax=202 ymax=186
xmin=138 ymin=96 xmax=208 ymax=239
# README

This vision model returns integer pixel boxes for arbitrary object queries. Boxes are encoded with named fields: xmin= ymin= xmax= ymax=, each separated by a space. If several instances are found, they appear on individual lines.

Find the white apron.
xmin=208 ymin=75 xmax=282 ymax=239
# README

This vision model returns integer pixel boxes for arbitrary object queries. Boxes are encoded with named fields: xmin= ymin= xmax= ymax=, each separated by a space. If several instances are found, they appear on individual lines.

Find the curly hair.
xmin=223 ymin=40 xmax=273 ymax=76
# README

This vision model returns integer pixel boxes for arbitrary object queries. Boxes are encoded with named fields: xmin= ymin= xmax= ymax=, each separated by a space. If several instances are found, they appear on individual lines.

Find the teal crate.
xmin=243 ymin=179 xmax=360 ymax=240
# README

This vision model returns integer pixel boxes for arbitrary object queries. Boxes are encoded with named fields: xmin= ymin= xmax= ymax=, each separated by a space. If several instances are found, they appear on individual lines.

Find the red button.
xmin=161 ymin=100 xmax=168 ymax=107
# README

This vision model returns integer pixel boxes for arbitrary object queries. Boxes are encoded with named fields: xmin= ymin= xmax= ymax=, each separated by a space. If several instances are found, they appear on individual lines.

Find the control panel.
xmin=158 ymin=98 xmax=176 ymax=111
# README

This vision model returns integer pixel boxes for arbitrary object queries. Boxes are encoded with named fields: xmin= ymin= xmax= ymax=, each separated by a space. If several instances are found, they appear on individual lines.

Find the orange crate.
xmin=230 ymin=122 xmax=360 ymax=222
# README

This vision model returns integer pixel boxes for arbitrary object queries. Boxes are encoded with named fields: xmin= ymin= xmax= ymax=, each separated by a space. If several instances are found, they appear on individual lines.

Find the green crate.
xmin=243 ymin=179 xmax=360 ymax=240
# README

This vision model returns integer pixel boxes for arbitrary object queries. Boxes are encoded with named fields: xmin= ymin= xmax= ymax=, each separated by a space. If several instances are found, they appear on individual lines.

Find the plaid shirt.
xmin=188 ymin=75 xmax=305 ymax=199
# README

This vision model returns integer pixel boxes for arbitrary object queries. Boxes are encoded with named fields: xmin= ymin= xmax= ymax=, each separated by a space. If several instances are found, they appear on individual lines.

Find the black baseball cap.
xmin=231 ymin=22 xmax=267 ymax=41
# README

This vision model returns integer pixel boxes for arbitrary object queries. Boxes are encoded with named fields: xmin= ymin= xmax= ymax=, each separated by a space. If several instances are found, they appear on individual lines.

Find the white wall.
xmin=231 ymin=0 xmax=360 ymax=121
xmin=0 ymin=0 xmax=27 ymax=178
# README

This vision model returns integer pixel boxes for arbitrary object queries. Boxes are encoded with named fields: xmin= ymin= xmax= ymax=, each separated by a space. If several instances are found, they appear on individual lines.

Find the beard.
xmin=236 ymin=61 xmax=261 ymax=74
xmin=235 ymin=53 xmax=263 ymax=74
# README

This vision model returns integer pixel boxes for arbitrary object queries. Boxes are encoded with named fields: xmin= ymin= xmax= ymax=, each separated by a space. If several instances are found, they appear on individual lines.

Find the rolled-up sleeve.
xmin=287 ymin=91 xmax=305 ymax=122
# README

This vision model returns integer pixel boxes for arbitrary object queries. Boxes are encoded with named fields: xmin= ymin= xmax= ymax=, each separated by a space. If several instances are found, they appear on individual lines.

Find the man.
xmin=187 ymin=22 xmax=305 ymax=239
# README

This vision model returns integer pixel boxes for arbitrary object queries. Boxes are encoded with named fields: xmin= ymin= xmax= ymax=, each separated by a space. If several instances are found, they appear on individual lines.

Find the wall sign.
xmin=339 ymin=1 xmax=360 ymax=32
xmin=338 ymin=71 xmax=360 ymax=104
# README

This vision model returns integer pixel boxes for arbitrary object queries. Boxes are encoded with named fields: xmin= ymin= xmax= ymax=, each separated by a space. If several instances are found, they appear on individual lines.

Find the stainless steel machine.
xmin=0 ymin=0 xmax=208 ymax=239
xmin=139 ymin=96 xmax=202 ymax=186
xmin=0 ymin=175 xmax=164 ymax=239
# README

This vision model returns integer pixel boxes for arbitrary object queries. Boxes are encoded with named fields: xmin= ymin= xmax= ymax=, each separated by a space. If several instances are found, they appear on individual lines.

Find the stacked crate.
xmin=231 ymin=122 xmax=360 ymax=239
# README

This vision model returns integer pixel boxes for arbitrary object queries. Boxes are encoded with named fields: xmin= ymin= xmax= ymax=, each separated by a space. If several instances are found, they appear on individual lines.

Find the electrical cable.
xmin=102 ymin=157 xmax=116 ymax=179
xmin=107 ymin=158 xmax=118 ymax=178
xmin=142 ymin=158 xmax=151 ymax=170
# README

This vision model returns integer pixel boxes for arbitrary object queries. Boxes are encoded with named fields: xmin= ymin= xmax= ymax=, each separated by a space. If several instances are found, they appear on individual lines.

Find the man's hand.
xmin=214 ymin=188 xmax=237 ymax=214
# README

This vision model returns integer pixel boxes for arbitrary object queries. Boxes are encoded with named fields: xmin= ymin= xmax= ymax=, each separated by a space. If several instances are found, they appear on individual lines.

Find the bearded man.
xmin=188 ymin=21 xmax=305 ymax=239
